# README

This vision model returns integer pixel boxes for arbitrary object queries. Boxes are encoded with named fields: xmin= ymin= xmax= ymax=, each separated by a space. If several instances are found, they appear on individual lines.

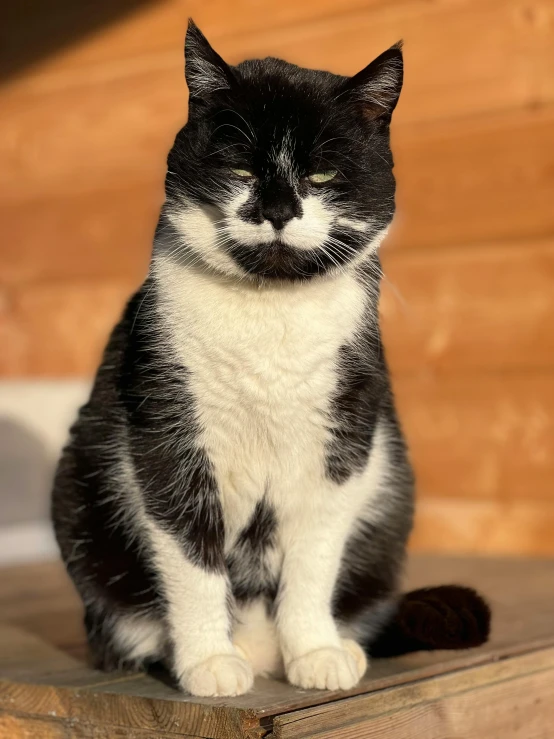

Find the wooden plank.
xmin=0 ymin=712 xmax=205 ymax=739
xmin=381 ymin=239 xmax=554 ymax=374
xmin=0 ymin=678 xmax=259 ymax=739
xmin=1 ymin=558 xmax=554 ymax=730
xmin=389 ymin=104 xmax=554 ymax=251
xmin=270 ymin=649 xmax=554 ymax=738
xmin=0 ymin=626 xmax=78 ymax=675
xmin=2 ymin=100 xmax=553 ymax=257
xmin=411 ymin=498 xmax=554 ymax=555
xmin=4 ymin=0 xmax=384 ymax=79
xmin=6 ymin=210 xmax=554 ymax=378
xmin=0 ymin=188 xmax=158 ymax=284
xmin=0 ymin=72 xmax=178 ymax=202
xmin=2 ymin=0 xmax=554 ymax=202
xmin=2 ymin=236 xmax=554 ymax=378
xmin=395 ymin=373 xmax=554 ymax=502
xmin=5 ymin=0 xmax=553 ymax=128
xmin=0 ymin=280 xmax=136 ymax=376
xmin=0 ymin=714 xmax=69 ymax=739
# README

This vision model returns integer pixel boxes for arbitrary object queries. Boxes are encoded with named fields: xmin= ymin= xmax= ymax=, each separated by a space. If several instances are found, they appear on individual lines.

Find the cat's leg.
xmin=119 ymin=434 xmax=253 ymax=698
xmin=141 ymin=515 xmax=253 ymax=697
xmin=275 ymin=490 xmax=368 ymax=691
xmin=86 ymin=608 xmax=165 ymax=672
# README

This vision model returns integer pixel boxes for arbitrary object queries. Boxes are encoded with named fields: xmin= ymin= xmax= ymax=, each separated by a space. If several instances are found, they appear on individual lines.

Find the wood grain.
xmin=270 ymin=649 xmax=554 ymax=738
xmin=396 ymin=373 xmax=554 ymax=502
xmin=381 ymin=238 xmax=554 ymax=374
xmin=2 ymin=557 xmax=554 ymax=725
xmin=2 ymin=555 xmax=554 ymax=737
xmin=2 ymin=101 xmax=553 ymax=259
xmin=390 ymin=104 xmax=554 ymax=251
xmin=3 ymin=239 xmax=554 ymax=379
xmin=0 ymin=713 xmax=205 ymax=739
xmin=1 ymin=187 xmax=157 ymax=284
xmin=0 ymin=280 xmax=136 ymax=376
xmin=5 ymin=0 xmax=553 ymax=127
xmin=411 ymin=498 xmax=554 ymax=555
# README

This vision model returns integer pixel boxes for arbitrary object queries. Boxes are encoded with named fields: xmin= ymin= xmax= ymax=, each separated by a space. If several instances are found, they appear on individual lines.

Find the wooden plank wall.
xmin=1 ymin=0 xmax=553 ymax=554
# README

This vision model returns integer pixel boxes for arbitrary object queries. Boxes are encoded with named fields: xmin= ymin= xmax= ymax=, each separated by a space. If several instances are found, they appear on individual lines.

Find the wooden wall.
xmin=1 ymin=0 xmax=553 ymax=554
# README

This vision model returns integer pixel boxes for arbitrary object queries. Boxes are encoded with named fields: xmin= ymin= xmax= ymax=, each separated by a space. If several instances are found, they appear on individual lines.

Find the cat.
xmin=52 ymin=20 xmax=490 ymax=698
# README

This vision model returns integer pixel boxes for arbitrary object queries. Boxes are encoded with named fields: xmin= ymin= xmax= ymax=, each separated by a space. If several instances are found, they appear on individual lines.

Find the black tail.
xmin=369 ymin=585 xmax=491 ymax=658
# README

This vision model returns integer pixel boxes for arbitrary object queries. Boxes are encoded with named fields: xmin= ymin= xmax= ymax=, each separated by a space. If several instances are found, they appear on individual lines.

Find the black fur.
xmin=163 ymin=26 xmax=400 ymax=282
xmin=52 ymin=21 xmax=490 ymax=686
xmin=227 ymin=499 xmax=278 ymax=604
xmin=370 ymin=586 xmax=492 ymax=657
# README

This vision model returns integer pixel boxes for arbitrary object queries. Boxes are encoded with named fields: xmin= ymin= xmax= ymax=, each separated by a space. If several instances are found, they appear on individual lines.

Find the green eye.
xmin=231 ymin=168 xmax=254 ymax=178
xmin=308 ymin=170 xmax=338 ymax=184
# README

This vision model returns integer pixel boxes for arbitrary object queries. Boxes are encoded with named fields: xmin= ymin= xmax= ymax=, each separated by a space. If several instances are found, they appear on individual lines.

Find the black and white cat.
xmin=52 ymin=21 xmax=490 ymax=698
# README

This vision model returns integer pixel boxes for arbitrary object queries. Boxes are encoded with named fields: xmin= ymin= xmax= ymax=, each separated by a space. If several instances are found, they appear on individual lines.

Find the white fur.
xmin=234 ymin=600 xmax=283 ymax=677
xmin=186 ymin=42 xmax=230 ymax=96
xmin=167 ymin=202 xmax=244 ymax=277
xmin=120 ymin=456 xmax=253 ymax=696
xmin=336 ymin=216 xmax=370 ymax=233
xmin=359 ymin=57 xmax=402 ymax=112
xmin=151 ymin=255 xmax=391 ymax=690
xmin=172 ymin=190 xmax=338 ymax=260
xmin=282 ymin=194 xmax=335 ymax=250
xmin=113 ymin=615 xmax=164 ymax=662
xmin=274 ymin=129 xmax=296 ymax=180
xmin=223 ymin=189 xmax=275 ymax=247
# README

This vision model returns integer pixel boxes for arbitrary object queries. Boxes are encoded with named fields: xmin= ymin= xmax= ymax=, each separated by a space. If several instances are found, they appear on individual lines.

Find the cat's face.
xmin=162 ymin=21 xmax=403 ymax=281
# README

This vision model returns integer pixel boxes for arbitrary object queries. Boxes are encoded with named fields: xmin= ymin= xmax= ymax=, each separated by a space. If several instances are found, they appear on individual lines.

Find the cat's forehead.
xmin=218 ymin=62 xmax=345 ymax=159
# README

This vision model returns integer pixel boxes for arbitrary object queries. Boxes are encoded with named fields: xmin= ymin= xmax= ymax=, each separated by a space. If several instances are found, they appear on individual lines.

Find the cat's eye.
xmin=308 ymin=170 xmax=338 ymax=184
xmin=231 ymin=168 xmax=254 ymax=178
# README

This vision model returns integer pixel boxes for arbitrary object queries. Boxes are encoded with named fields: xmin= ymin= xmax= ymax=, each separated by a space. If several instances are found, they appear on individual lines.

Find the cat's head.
xmin=162 ymin=20 xmax=403 ymax=282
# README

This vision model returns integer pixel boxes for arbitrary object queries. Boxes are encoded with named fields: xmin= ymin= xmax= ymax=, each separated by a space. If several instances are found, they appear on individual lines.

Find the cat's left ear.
xmin=185 ymin=19 xmax=236 ymax=104
xmin=342 ymin=42 xmax=403 ymax=121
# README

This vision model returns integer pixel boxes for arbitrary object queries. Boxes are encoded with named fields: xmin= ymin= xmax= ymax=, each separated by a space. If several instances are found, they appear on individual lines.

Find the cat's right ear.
xmin=185 ymin=20 xmax=236 ymax=104
xmin=341 ymin=42 xmax=403 ymax=121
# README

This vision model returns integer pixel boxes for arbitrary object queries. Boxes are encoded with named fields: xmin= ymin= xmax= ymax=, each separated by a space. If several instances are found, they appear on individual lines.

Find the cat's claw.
xmin=181 ymin=654 xmax=254 ymax=697
xmin=286 ymin=642 xmax=367 ymax=691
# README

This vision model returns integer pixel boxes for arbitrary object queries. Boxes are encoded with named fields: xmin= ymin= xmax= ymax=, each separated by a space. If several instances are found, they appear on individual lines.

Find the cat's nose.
xmin=261 ymin=202 xmax=298 ymax=231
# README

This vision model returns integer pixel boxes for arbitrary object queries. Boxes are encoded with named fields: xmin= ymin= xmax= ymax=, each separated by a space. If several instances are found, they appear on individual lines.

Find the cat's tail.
xmin=369 ymin=585 xmax=491 ymax=658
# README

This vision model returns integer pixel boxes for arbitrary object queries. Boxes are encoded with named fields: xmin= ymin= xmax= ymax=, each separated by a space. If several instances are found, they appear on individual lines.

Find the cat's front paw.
xmin=286 ymin=642 xmax=367 ymax=691
xmin=180 ymin=654 xmax=254 ymax=697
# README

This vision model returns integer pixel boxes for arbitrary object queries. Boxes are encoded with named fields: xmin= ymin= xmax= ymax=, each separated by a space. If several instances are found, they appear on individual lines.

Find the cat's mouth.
xmin=226 ymin=239 xmax=334 ymax=281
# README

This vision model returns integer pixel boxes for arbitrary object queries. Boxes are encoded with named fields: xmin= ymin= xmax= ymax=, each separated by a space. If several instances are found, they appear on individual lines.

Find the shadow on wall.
xmin=1 ymin=0 xmax=157 ymax=83
xmin=0 ymin=417 xmax=55 ymax=525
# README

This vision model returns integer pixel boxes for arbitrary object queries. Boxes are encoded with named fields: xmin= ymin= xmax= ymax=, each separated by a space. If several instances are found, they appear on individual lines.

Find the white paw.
xmin=180 ymin=654 xmax=254 ymax=697
xmin=286 ymin=643 xmax=366 ymax=691
xmin=340 ymin=638 xmax=368 ymax=677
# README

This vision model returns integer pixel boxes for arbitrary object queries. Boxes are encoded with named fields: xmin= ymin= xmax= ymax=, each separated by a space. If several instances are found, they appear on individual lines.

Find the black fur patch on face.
xmin=227 ymin=499 xmax=279 ymax=603
xmin=161 ymin=22 xmax=403 ymax=281
xmin=226 ymin=227 xmax=374 ymax=282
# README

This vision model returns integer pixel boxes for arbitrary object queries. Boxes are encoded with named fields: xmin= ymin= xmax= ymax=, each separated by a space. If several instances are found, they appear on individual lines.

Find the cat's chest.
xmin=157 ymin=261 xmax=366 ymax=524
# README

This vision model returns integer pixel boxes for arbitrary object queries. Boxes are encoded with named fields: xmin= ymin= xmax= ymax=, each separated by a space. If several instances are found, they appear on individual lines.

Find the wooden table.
xmin=1 ymin=556 xmax=553 ymax=738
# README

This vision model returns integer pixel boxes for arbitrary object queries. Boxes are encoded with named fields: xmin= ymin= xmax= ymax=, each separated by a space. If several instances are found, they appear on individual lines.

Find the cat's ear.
xmin=342 ymin=42 xmax=403 ymax=121
xmin=185 ymin=19 xmax=236 ymax=103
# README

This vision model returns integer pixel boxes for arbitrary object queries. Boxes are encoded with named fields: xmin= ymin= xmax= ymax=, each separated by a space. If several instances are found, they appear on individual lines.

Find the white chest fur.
xmin=154 ymin=257 xmax=367 ymax=543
